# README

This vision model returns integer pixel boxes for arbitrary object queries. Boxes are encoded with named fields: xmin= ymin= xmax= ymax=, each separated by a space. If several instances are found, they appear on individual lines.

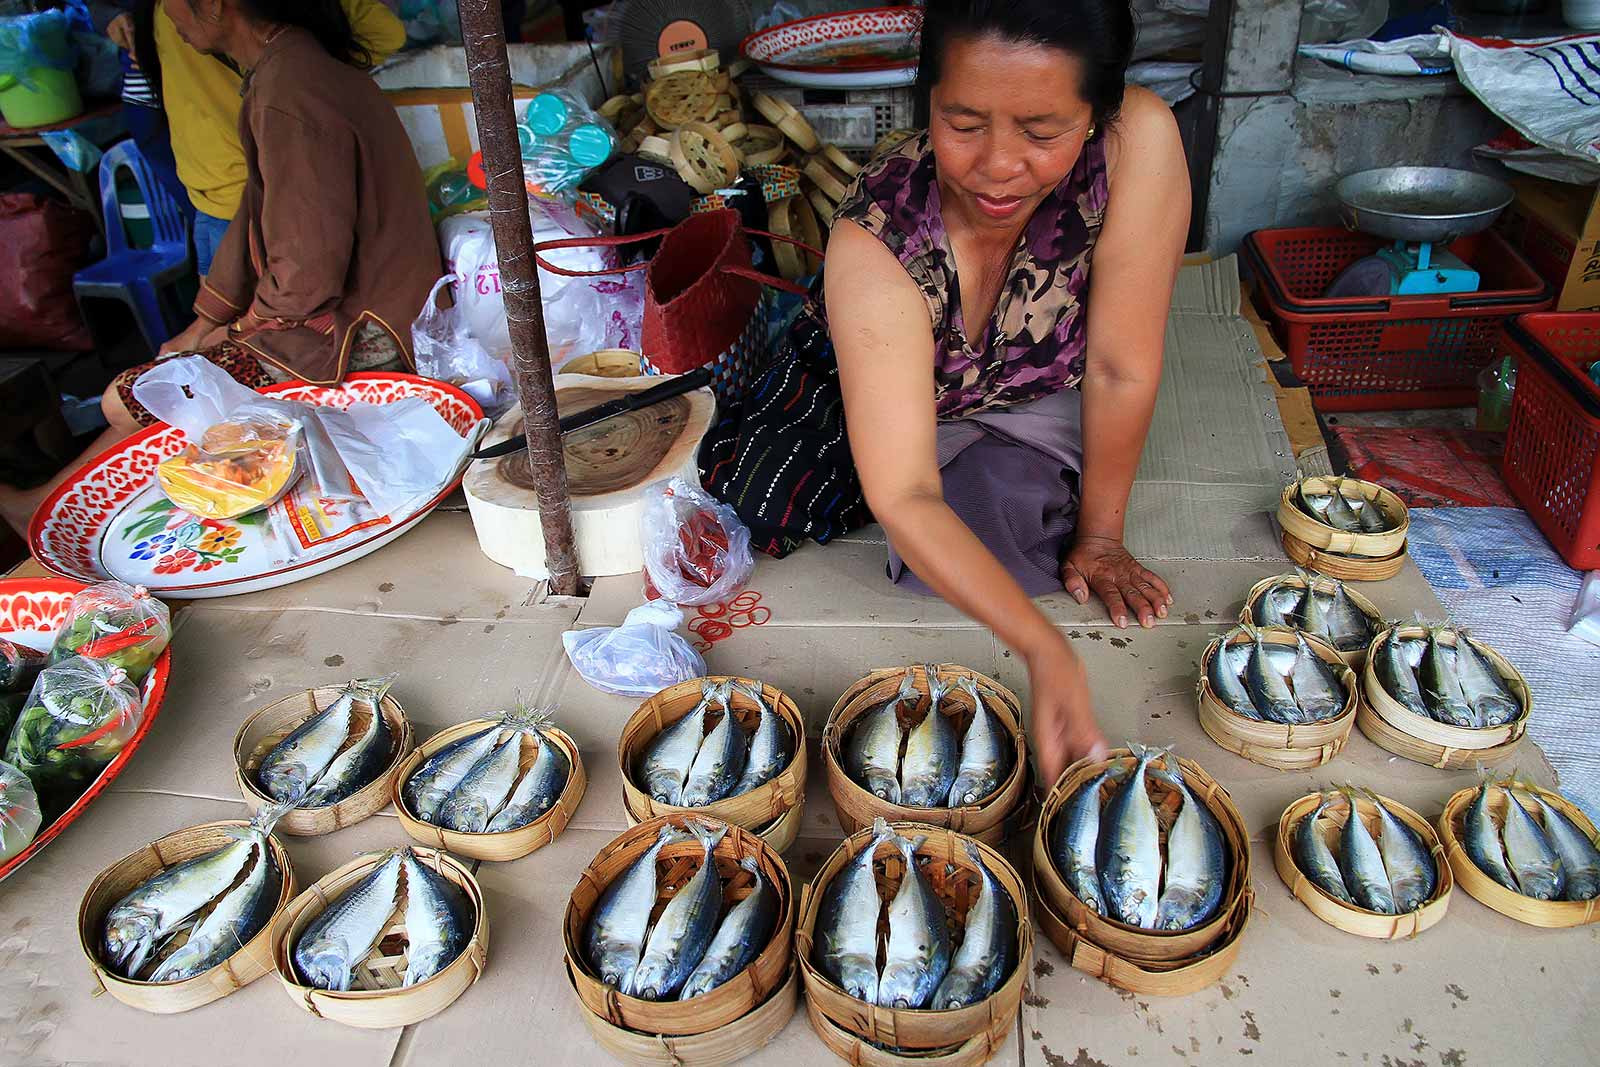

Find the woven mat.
xmin=1407 ymin=506 xmax=1600 ymax=819
xmin=1326 ymin=426 xmax=1517 ymax=509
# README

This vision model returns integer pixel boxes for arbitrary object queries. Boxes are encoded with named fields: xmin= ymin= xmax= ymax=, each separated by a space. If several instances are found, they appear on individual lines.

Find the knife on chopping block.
xmin=469 ymin=366 xmax=714 ymax=461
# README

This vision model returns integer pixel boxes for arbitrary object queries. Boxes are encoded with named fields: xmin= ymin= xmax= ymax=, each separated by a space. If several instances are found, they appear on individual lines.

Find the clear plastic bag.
xmin=518 ymin=90 xmax=617 ymax=200
xmin=1569 ymin=570 xmax=1600 ymax=647
xmin=562 ymin=601 xmax=707 ymax=697
xmin=4 ymin=656 xmax=145 ymax=812
xmin=0 ymin=759 xmax=41 ymax=862
xmin=640 ymin=478 xmax=755 ymax=607
xmin=0 ymin=637 xmax=46 ymax=694
xmin=412 ymin=276 xmax=516 ymax=419
xmin=156 ymin=411 xmax=302 ymax=520
xmin=48 ymin=581 xmax=171 ymax=683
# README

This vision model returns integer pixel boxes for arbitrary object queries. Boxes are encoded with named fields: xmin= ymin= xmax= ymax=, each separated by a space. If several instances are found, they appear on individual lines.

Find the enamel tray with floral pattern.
xmin=740 ymin=7 xmax=921 ymax=89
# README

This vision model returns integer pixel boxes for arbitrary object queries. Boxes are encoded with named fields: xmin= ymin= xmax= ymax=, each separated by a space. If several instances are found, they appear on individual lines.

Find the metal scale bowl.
xmin=1329 ymin=167 xmax=1515 ymax=297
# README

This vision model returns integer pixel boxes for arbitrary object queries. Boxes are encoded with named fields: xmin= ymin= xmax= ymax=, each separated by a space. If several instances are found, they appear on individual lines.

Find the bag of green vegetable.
xmin=0 ymin=637 xmax=46 ymax=693
xmin=0 ymin=692 xmax=24 ymax=740
xmin=0 ymin=759 xmax=41 ymax=862
xmin=4 ymin=656 xmax=145 ymax=818
xmin=47 ymin=582 xmax=171 ymax=683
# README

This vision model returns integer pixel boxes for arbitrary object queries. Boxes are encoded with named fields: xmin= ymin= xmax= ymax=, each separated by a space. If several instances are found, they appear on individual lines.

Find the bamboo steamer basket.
xmin=1274 ymin=791 xmax=1451 ymax=938
xmin=752 ymin=92 xmax=821 ymax=152
xmin=1030 ymin=870 xmax=1252 ymax=996
xmin=620 ymin=676 xmax=806 ymax=836
xmin=1278 ymin=476 xmax=1409 ymax=558
xmin=1437 ymin=781 xmax=1600 ymax=928
xmin=1196 ymin=627 xmax=1358 ymax=770
xmin=234 ymin=684 xmax=414 ymax=835
xmin=572 ymin=962 xmax=798 ymax=1067
xmin=562 ymin=349 xmax=644 ymax=378
xmin=1282 ymin=530 xmax=1407 ymax=581
xmin=647 ymin=47 xmax=720 ymax=80
xmin=805 ymin=992 xmax=1011 ymax=1067
xmin=272 ymin=847 xmax=486 ymax=1027
xmin=768 ymin=194 xmax=823 ymax=280
xmin=1031 ymin=748 xmax=1250 ymax=963
xmin=78 ymin=820 xmax=295 ymax=1013
xmin=1239 ymin=571 xmax=1384 ymax=669
xmin=795 ymin=821 xmax=1033 ymax=1052
xmin=623 ymin=784 xmax=804 ymax=853
xmin=1358 ymin=625 xmax=1531 ymax=769
xmin=823 ymin=665 xmax=1031 ymax=842
xmin=564 ymin=814 xmax=794 ymax=1036
xmin=392 ymin=718 xmax=586 ymax=861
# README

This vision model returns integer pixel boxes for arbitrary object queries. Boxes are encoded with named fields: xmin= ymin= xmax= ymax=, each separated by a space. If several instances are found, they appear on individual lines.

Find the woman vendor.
xmin=702 ymin=0 xmax=1190 ymax=786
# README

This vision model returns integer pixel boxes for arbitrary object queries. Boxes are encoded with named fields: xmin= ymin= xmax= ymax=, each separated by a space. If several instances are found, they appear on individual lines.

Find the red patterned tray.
xmin=28 ymin=374 xmax=484 ymax=599
xmin=0 ymin=578 xmax=172 ymax=884
xmin=741 ymin=7 xmax=921 ymax=89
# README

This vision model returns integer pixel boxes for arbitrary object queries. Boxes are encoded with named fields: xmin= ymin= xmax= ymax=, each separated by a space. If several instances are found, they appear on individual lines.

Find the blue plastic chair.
xmin=73 ymin=138 xmax=194 ymax=355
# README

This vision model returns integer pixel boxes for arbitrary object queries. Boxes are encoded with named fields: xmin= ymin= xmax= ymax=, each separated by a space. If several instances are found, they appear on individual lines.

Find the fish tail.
xmin=731 ymin=679 xmax=769 ymax=711
xmin=923 ymin=664 xmax=953 ymax=704
xmin=896 ymin=667 xmax=919 ymax=704
xmin=353 ymin=673 xmax=400 ymax=704
xmin=961 ymin=839 xmax=985 ymax=871
xmin=738 ymin=855 xmax=761 ymax=876
xmin=690 ymin=818 xmax=729 ymax=852
xmin=250 ymin=794 xmax=302 ymax=834
xmin=871 ymin=815 xmax=894 ymax=842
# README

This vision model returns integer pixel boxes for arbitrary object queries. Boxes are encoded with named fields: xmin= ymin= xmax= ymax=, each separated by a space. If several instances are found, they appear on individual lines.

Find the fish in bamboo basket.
xmin=1239 ymin=570 xmax=1383 ymax=668
xmin=1197 ymin=626 xmax=1358 ymax=770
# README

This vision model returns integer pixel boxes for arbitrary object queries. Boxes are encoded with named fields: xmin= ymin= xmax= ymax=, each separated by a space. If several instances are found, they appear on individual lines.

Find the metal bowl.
xmin=1335 ymin=167 xmax=1514 ymax=244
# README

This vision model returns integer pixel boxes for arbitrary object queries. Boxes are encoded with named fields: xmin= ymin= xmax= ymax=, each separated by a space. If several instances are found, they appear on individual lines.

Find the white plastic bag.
xmin=316 ymin=397 xmax=472 ymax=518
xmin=412 ymin=276 xmax=515 ymax=418
xmin=640 ymin=478 xmax=755 ymax=607
xmin=1569 ymin=571 xmax=1600 ymax=647
xmin=562 ymin=601 xmax=707 ymax=697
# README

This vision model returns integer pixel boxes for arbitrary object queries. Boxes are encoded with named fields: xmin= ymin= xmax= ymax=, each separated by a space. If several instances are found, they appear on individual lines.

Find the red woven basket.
xmin=1500 ymin=312 xmax=1600 ymax=569
xmin=1244 ymin=227 xmax=1552 ymax=412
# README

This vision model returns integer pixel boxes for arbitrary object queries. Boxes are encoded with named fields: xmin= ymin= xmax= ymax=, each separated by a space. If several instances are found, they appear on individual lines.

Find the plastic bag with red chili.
xmin=639 ymin=478 xmax=754 ymax=607
xmin=0 ymin=637 xmax=46 ymax=693
xmin=4 ymin=656 xmax=144 ymax=819
xmin=47 ymin=582 xmax=171 ymax=683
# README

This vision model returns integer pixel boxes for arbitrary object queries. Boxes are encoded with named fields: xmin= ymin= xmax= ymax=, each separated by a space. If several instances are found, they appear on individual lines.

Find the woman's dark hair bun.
xmin=913 ymin=0 xmax=1136 ymax=131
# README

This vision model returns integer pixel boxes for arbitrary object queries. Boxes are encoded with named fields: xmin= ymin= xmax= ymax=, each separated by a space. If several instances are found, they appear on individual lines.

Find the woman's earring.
xmin=1086 ymin=123 xmax=1097 ymax=140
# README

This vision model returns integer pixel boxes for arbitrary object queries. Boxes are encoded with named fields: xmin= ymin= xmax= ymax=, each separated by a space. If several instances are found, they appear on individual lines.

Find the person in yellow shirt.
xmin=149 ymin=0 xmax=404 ymax=273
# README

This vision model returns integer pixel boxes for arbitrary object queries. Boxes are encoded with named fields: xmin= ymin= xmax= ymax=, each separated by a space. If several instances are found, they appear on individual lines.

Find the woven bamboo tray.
xmin=768 ymin=195 xmax=823 ymax=280
xmin=234 ymin=685 xmax=414 ymax=835
xmin=623 ymin=786 xmax=804 ymax=853
xmin=79 ymin=821 xmax=295 ymax=1013
xmin=1278 ymin=476 xmax=1409 ymax=558
xmin=1238 ymin=572 xmax=1384 ymax=669
xmin=273 ymin=847 xmax=487 ymax=1027
xmin=620 ymin=677 xmax=807 ymax=835
xmin=572 ymin=962 xmax=798 ymax=1067
xmin=1031 ymin=748 xmax=1250 ymax=963
xmin=1358 ymin=625 xmax=1531 ymax=769
xmin=796 ymin=821 xmax=1032 ymax=1052
xmin=1274 ymin=791 xmax=1451 ymax=939
xmin=805 ymin=991 xmax=1011 ymax=1067
xmin=1437 ymin=782 xmax=1600 ymax=928
xmin=731 ymin=124 xmax=785 ymax=165
xmin=752 ymin=92 xmax=820 ymax=152
xmin=564 ymin=814 xmax=794 ymax=1036
xmin=393 ymin=718 xmax=586 ymax=861
xmin=1282 ymin=529 xmax=1408 ymax=581
xmin=1030 ymin=870 xmax=1253 ymax=996
xmin=822 ymin=665 xmax=1030 ymax=841
xmin=1196 ymin=628 xmax=1358 ymax=770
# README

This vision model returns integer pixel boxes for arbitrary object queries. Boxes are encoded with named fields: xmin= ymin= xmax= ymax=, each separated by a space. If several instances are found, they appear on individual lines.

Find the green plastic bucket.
xmin=0 ymin=66 xmax=83 ymax=129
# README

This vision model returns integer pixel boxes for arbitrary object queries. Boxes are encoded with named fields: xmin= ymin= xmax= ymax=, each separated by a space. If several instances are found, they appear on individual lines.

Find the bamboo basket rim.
xmin=1354 ymin=701 xmax=1525 ymax=770
xmin=794 ymin=819 xmax=1033 ymax=1051
xmin=1273 ymin=790 xmax=1452 ymax=939
xmin=391 ymin=717 xmax=587 ymax=860
xmin=622 ymin=786 xmax=806 ymax=854
xmin=78 ymin=819 xmax=296 ymax=1012
xmin=804 ymin=989 xmax=1012 ymax=1067
xmin=568 ymin=960 xmax=799 ymax=1067
xmin=1030 ymin=747 xmax=1251 ymax=960
xmin=272 ymin=846 xmax=487 ymax=1024
xmin=233 ymin=684 xmax=414 ymax=835
xmin=1029 ymin=869 xmax=1254 ymax=995
xmin=1196 ymin=627 xmax=1359 ymax=764
xmin=1277 ymin=476 xmax=1410 ymax=557
xmin=1436 ymin=781 xmax=1600 ymax=927
xmin=821 ymin=664 xmax=1030 ymax=836
xmin=1238 ymin=572 xmax=1383 ymax=664
xmin=563 ymin=812 xmax=795 ymax=1036
xmin=1360 ymin=625 xmax=1532 ymax=751
xmin=1282 ymin=529 xmax=1408 ymax=582
xmin=618 ymin=676 xmax=807 ymax=832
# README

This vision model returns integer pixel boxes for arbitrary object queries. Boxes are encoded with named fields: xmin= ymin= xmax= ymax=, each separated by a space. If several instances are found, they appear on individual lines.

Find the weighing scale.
xmin=1326 ymin=167 xmax=1515 ymax=298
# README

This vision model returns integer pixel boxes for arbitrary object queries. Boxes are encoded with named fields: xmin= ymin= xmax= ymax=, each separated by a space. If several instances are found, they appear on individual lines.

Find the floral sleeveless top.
xmin=830 ymin=131 xmax=1109 ymax=418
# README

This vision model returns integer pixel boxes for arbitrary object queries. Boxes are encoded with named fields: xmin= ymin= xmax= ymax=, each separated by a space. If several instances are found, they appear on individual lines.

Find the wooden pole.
xmin=456 ymin=0 xmax=580 ymax=595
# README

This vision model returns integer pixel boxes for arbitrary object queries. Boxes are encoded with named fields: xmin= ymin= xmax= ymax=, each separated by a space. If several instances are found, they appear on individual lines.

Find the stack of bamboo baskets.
xmin=796 ymin=822 xmax=1033 ymax=1066
xmin=78 ymin=821 xmax=297 ymax=1013
xmin=563 ymin=814 xmax=797 ymax=1066
xmin=1278 ymin=475 xmax=1410 ymax=581
xmin=1358 ymin=625 xmax=1532 ymax=769
xmin=1196 ymin=627 xmax=1360 ymax=769
xmin=1274 ymin=790 xmax=1452 ymax=939
xmin=618 ymin=677 xmax=807 ymax=851
xmin=1030 ymin=749 xmax=1253 ymax=995
xmin=821 ymin=664 xmax=1032 ymax=844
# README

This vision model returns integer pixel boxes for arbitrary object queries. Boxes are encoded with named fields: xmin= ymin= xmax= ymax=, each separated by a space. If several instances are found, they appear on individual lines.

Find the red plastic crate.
xmin=1501 ymin=312 xmax=1600 ymax=570
xmin=1243 ymin=227 xmax=1553 ymax=411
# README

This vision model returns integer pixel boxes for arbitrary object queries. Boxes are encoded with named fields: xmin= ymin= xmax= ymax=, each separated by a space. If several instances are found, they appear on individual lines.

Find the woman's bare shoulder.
xmin=1105 ymin=86 xmax=1183 ymax=176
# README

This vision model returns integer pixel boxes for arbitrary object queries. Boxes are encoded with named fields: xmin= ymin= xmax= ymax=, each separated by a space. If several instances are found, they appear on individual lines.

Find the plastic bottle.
xmin=1476 ymin=355 xmax=1517 ymax=432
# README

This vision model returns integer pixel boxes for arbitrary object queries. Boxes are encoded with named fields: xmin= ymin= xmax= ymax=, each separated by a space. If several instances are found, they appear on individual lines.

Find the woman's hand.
xmin=107 ymin=13 xmax=136 ymax=53
xmin=158 ymin=318 xmax=229 ymax=359
xmin=1062 ymin=533 xmax=1172 ymax=629
xmin=1027 ymin=635 xmax=1107 ymax=791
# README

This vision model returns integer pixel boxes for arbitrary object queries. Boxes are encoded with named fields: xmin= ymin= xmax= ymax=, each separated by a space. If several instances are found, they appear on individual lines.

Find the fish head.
xmin=628 ymin=958 xmax=669 ymax=1001
xmin=835 ymin=957 xmax=879 ymax=1003
xmin=405 ymin=945 xmax=452 ymax=986
xmin=103 ymin=906 xmax=160 ymax=973
xmin=257 ymin=763 xmax=309 ymax=804
xmin=932 ymin=973 xmax=982 ymax=1011
xmin=866 ymin=771 xmax=901 ymax=804
xmin=877 ymin=962 xmax=928 ymax=1008
xmin=297 ymin=945 xmax=353 ymax=991
xmin=450 ymin=798 xmax=491 ymax=833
